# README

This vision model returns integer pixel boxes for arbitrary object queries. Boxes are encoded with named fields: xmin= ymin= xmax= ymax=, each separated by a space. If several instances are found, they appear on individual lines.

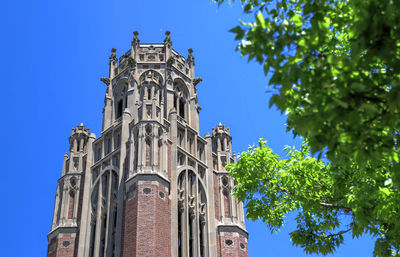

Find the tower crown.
xmin=212 ymin=123 xmax=231 ymax=137
xmin=71 ymin=123 xmax=90 ymax=136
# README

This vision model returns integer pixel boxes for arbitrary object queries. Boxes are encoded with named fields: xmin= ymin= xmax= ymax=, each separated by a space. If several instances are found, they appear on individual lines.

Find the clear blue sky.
xmin=1 ymin=0 xmax=374 ymax=256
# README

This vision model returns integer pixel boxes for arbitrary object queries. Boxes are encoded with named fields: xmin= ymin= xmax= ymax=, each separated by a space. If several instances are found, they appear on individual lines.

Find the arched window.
xmin=177 ymin=169 xmax=208 ymax=257
xmin=173 ymin=80 xmax=189 ymax=120
xmin=89 ymin=170 xmax=119 ymax=257
xmin=221 ymin=176 xmax=231 ymax=218
xmin=139 ymin=70 xmax=163 ymax=106
xmin=114 ymin=81 xmax=128 ymax=120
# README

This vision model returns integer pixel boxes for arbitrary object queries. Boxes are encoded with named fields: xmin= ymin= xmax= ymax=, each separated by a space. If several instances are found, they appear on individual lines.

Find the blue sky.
xmin=1 ymin=0 xmax=374 ymax=256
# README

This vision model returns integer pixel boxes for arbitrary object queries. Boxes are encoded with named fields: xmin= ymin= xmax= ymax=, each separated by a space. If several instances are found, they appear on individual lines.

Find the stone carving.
xmin=127 ymin=56 xmax=136 ymax=67
xmin=140 ymin=70 xmax=162 ymax=85
xmin=187 ymin=48 xmax=194 ymax=64
xmin=167 ymin=56 xmax=175 ymax=67
xmin=100 ymin=77 xmax=110 ymax=85
xmin=193 ymin=77 xmax=202 ymax=86
xmin=110 ymin=48 xmax=117 ymax=63
xmin=164 ymin=30 xmax=171 ymax=44
xmin=132 ymin=31 xmax=140 ymax=45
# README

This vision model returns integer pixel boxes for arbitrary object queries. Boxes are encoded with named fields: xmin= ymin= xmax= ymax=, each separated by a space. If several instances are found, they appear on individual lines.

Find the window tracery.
xmin=173 ymin=80 xmax=189 ymax=120
xmin=177 ymin=169 xmax=208 ymax=257
xmin=114 ymin=82 xmax=128 ymax=119
xmin=89 ymin=170 xmax=119 ymax=257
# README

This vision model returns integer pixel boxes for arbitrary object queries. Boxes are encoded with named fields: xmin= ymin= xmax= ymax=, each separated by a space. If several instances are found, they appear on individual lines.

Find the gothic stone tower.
xmin=47 ymin=31 xmax=249 ymax=257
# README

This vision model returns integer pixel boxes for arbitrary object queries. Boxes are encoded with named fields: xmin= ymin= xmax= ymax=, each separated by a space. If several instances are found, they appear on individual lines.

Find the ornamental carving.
xmin=139 ymin=70 xmax=162 ymax=85
xmin=100 ymin=77 xmax=110 ymax=85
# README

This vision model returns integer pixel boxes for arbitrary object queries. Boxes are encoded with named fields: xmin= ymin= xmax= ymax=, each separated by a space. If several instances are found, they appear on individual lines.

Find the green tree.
xmin=214 ymin=0 xmax=400 ymax=256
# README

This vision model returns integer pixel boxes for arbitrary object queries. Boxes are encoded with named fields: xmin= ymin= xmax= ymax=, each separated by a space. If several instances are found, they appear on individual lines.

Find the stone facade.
xmin=47 ymin=31 xmax=249 ymax=257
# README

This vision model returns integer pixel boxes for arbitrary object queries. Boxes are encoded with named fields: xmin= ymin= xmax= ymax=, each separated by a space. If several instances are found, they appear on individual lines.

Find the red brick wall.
xmin=218 ymin=231 xmax=248 ymax=257
xmin=216 ymin=233 xmax=221 ymax=257
xmin=122 ymin=183 xmax=138 ymax=256
xmin=47 ymin=233 xmax=77 ymax=257
xmin=122 ymin=180 xmax=170 ymax=257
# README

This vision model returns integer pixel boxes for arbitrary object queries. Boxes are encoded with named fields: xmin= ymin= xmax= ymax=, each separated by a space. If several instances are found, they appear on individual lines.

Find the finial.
xmin=132 ymin=31 xmax=140 ymax=45
xmin=110 ymin=48 xmax=117 ymax=63
xmin=187 ymin=48 xmax=195 ymax=65
xmin=218 ymin=122 xmax=222 ymax=126
xmin=164 ymin=31 xmax=172 ymax=44
xmin=80 ymin=122 xmax=84 ymax=127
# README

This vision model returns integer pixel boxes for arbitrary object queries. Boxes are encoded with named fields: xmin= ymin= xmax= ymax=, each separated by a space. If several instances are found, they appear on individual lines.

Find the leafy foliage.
xmin=214 ymin=0 xmax=400 ymax=256
xmin=216 ymin=0 xmax=400 ymax=166
xmin=228 ymin=141 xmax=400 ymax=256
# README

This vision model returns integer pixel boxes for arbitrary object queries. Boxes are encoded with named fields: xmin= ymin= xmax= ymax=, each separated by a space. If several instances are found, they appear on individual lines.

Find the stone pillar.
xmin=77 ymin=133 xmax=96 ymax=257
xmin=104 ymin=171 xmax=113 ymax=257
xmin=131 ymin=31 xmax=139 ymax=59
xmin=62 ymin=153 xmax=68 ymax=176
xmin=169 ymin=106 xmax=179 ymax=257
xmin=93 ymin=176 xmax=102 ymax=257
xmin=114 ymin=107 xmax=132 ymax=257
xmin=204 ymin=133 xmax=217 ymax=257
xmin=138 ymin=125 xmax=144 ymax=170
xmin=51 ymin=186 xmax=60 ymax=228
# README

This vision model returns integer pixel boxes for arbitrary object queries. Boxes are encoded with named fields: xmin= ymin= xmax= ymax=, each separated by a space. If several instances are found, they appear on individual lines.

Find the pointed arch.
xmin=89 ymin=168 xmax=120 ymax=257
xmin=177 ymin=167 xmax=209 ymax=257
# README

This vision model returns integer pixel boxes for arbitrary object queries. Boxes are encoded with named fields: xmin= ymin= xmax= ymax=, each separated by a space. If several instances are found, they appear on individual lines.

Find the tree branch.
xmin=319 ymin=202 xmax=352 ymax=212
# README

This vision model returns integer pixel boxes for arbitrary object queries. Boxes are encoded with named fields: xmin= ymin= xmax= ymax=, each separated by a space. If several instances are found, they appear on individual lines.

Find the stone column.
xmin=114 ymin=108 xmax=132 ymax=257
xmin=62 ymin=153 xmax=68 ymax=176
xmin=201 ymin=220 xmax=209 ymax=257
xmin=190 ymin=212 xmax=198 ymax=257
xmin=184 ymin=170 xmax=190 ymax=257
xmin=204 ymin=133 xmax=217 ymax=257
xmin=138 ymin=125 xmax=144 ymax=170
xmin=61 ymin=185 xmax=68 ymax=224
xmin=179 ymin=204 xmax=186 ymax=257
xmin=51 ymin=186 xmax=60 ymax=228
xmin=73 ymin=186 xmax=80 ymax=222
xmin=152 ymin=124 xmax=158 ymax=171
xmin=162 ymin=132 xmax=168 ymax=174
xmin=77 ymin=133 xmax=96 ymax=257
xmin=169 ymin=107 xmax=179 ymax=257
xmin=105 ymin=171 xmax=113 ymax=257
xmin=93 ymin=176 xmax=102 ymax=257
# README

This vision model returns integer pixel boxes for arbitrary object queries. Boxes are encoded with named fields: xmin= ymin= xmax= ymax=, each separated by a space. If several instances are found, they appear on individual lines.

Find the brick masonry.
xmin=122 ymin=180 xmax=170 ymax=257
xmin=219 ymin=231 xmax=248 ymax=257
xmin=47 ymin=233 xmax=77 ymax=257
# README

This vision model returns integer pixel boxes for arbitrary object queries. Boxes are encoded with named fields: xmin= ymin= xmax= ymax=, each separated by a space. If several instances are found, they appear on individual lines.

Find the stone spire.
xmin=131 ymin=31 xmax=140 ymax=59
xmin=109 ymin=48 xmax=117 ymax=78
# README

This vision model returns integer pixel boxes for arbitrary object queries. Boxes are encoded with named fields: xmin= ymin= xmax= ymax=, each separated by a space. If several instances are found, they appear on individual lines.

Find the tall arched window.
xmin=177 ymin=169 xmax=208 ymax=257
xmin=114 ymin=82 xmax=128 ymax=119
xmin=173 ymin=80 xmax=189 ymax=120
xmin=89 ymin=170 xmax=119 ymax=257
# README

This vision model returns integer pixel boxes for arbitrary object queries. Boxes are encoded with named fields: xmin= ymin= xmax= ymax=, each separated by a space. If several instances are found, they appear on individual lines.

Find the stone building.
xmin=47 ymin=31 xmax=249 ymax=257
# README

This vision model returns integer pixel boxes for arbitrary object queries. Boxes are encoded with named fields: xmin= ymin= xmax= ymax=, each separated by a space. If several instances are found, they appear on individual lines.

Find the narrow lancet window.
xmin=177 ymin=170 xmax=208 ymax=257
